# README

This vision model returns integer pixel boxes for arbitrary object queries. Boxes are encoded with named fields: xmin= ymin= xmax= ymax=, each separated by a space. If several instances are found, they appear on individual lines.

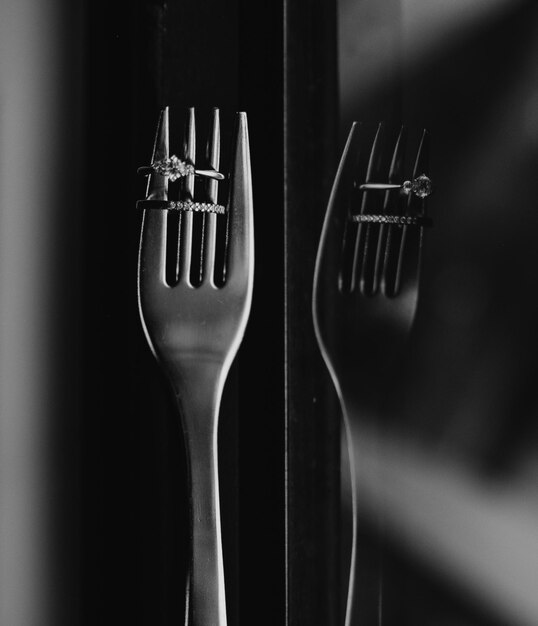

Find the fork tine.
xmin=387 ymin=129 xmax=429 ymax=297
xmin=147 ymin=107 xmax=169 ymax=201
xmin=206 ymin=108 xmax=221 ymax=202
xmin=377 ymin=127 xmax=406 ymax=295
xmin=139 ymin=108 xmax=169 ymax=285
xmin=408 ymin=129 xmax=429 ymax=214
xmin=225 ymin=112 xmax=253 ymax=284
xmin=202 ymin=108 xmax=220 ymax=285
xmin=391 ymin=216 xmax=422 ymax=302
xmin=355 ymin=123 xmax=383 ymax=294
xmin=363 ymin=124 xmax=384 ymax=188
xmin=370 ymin=126 xmax=406 ymax=295
xmin=400 ymin=129 xmax=429 ymax=290
xmin=314 ymin=122 xmax=363 ymax=295
xmin=412 ymin=129 xmax=428 ymax=178
xmin=387 ymin=125 xmax=406 ymax=186
xmin=178 ymin=107 xmax=196 ymax=284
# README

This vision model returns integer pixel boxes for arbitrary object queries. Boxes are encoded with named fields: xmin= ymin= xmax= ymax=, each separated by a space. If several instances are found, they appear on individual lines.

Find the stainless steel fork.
xmin=313 ymin=122 xmax=429 ymax=625
xmin=137 ymin=106 xmax=254 ymax=626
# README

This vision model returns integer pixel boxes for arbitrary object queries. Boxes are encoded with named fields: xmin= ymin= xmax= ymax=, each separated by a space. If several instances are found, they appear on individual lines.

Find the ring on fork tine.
xmin=137 ymin=154 xmax=225 ymax=181
xmin=136 ymin=199 xmax=226 ymax=214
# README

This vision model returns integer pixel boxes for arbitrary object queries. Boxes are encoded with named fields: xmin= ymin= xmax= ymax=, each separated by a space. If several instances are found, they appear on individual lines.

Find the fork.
xmin=137 ymin=106 xmax=254 ymax=626
xmin=312 ymin=122 xmax=429 ymax=625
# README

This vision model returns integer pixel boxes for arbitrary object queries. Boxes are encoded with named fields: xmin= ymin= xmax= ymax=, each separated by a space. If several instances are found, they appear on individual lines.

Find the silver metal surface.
xmin=358 ymin=182 xmax=403 ymax=190
xmin=138 ymin=106 xmax=254 ymax=626
xmin=313 ymin=123 xmax=427 ymax=626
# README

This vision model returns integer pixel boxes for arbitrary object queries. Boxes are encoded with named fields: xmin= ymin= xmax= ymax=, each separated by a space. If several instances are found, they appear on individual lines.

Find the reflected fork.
xmin=312 ymin=122 xmax=429 ymax=625
xmin=137 ymin=107 xmax=254 ymax=626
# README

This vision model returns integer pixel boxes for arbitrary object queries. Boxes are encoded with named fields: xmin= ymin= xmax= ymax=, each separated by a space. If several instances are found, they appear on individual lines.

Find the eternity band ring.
xmin=359 ymin=174 xmax=432 ymax=198
xmin=351 ymin=213 xmax=432 ymax=227
xmin=137 ymin=155 xmax=225 ymax=182
xmin=137 ymin=200 xmax=226 ymax=214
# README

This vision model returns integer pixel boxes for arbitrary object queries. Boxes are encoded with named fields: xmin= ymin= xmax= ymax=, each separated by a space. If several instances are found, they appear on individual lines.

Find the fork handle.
xmin=174 ymin=364 xmax=227 ymax=626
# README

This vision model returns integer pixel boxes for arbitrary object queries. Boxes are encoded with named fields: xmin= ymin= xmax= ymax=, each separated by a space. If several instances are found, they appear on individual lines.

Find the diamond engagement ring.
xmin=137 ymin=155 xmax=225 ymax=182
xmin=359 ymin=173 xmax=432 ymax=198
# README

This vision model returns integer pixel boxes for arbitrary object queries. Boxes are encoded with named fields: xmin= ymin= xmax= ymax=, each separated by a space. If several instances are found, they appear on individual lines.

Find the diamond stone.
xmin=152 ymin=155 xmax=195 ymax=181
xmin=411 ymin=174 xmax=432 ymax=198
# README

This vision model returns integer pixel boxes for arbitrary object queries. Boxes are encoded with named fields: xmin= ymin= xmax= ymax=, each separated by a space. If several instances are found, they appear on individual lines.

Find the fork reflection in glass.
xmin=313 ymin=122 xmax=429 ymax=625
xmin=137 ymin=107 xmax=254 ymax=626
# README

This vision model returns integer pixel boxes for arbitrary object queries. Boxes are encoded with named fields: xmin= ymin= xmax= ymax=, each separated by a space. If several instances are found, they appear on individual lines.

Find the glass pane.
xmin=337 ymin=1 xmax=538 ymax=624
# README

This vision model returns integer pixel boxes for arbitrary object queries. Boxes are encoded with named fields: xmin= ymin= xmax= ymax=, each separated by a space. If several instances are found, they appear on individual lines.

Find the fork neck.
xmin=167 ymin=358 xmax=227 ymax=428
xmin=337 ymin=368 xmax=384 ymax=411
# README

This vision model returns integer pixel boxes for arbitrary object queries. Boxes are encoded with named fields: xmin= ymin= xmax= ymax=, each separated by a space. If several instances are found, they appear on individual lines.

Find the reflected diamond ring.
xmin=359 ymin=174 xmax=433 ymax=198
